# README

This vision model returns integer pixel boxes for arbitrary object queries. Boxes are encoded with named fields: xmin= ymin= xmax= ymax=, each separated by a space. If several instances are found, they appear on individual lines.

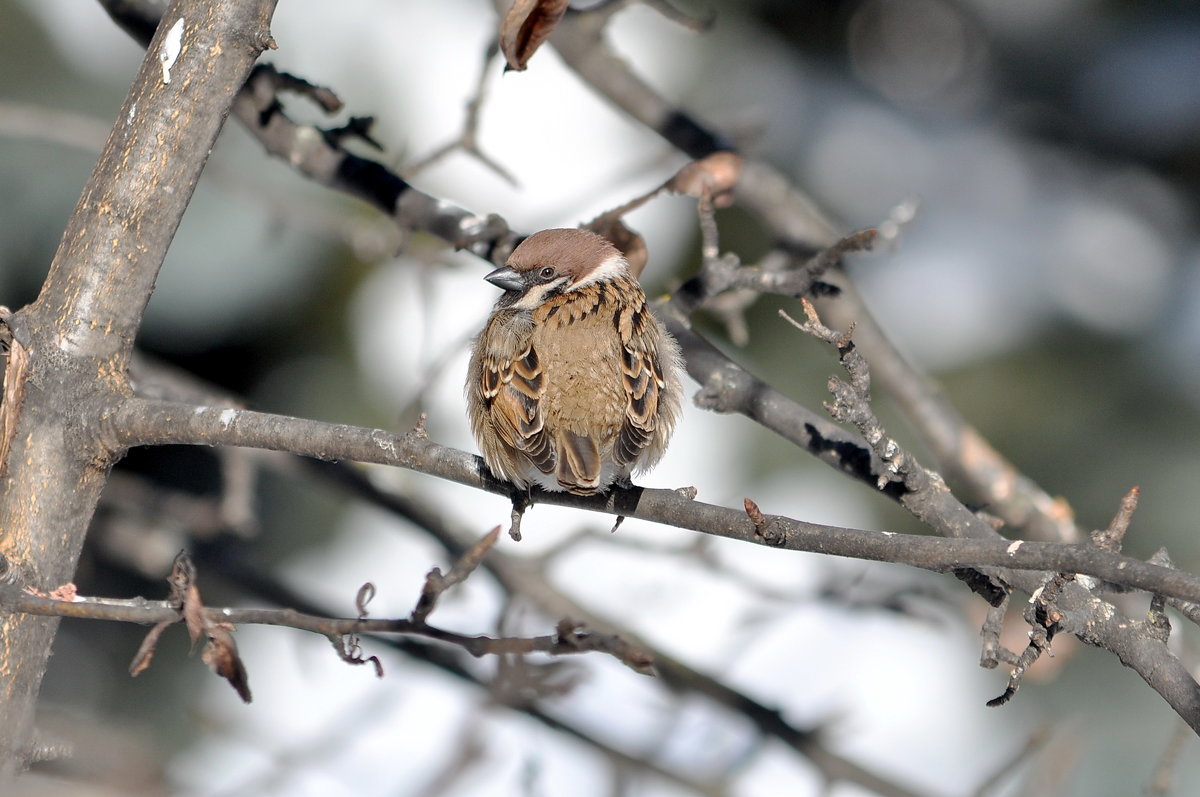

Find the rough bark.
xmin=0 ymin=0 xmax=277 ymax=775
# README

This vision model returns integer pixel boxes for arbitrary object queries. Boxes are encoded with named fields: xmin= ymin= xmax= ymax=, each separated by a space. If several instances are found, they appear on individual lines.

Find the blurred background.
xmin=3 ymin=0 xmax=1200 ymax=794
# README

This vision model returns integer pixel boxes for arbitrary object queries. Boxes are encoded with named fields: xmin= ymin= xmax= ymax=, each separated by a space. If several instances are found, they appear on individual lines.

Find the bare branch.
xmin=411 ymin=527 xmax=501 ymax=624
xmin=1091 ymin=486 xmax=1140 ymax=553
xmin=0 ymin=568 xmax=651 ymax=675
xmin=404 ymin=41 xmax=517 ymax=185
xmin=94 ymin=397 xmax=1200 ymax=610
xmin=176 ymin=466 xmax=937 ymax=797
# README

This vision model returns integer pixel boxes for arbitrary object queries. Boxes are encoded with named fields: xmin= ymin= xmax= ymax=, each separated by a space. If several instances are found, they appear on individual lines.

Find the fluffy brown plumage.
xmin=466 ymin=228 xmax=683 ymax=495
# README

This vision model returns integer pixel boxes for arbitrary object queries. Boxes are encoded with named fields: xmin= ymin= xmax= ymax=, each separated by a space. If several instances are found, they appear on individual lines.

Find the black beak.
xmin=485 ymin=266 xmax=524 ymax=292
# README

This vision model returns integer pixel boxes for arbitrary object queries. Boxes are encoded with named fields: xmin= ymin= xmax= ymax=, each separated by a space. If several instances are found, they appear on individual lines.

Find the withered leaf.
xmin=583 ymin=217 xmax=648 ymax=279
xmin=499 ymin=0 xmax=569 ymax=71
xmin=332 ymin=634 xmax=385 ymax=678
xmin=355 ymin=581 xmax=377 ymax=618
xmin=202 ymin=625 xmax=252 ymax=703
xmin=182 ymin=583 xmax=206 ymax=647
xmin=667 ymin=152 xmax=744 ymax=207
xmin=167 ymin=551 xmax=196 ymax=602
xmin=129 ymin=621 xmax=172 ymax=677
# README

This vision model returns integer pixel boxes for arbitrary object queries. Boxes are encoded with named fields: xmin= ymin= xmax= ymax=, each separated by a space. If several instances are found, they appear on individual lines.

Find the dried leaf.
xmin=202 ymin=625 xmax=252 ymax=703
xmin=331 ymin=634 xmax=385 ymax=678
xmin=356 ymin=582 xmax=376 ymax=618
xmin=499 ymin=0 xmax=569 ymax=71
xmin=129 ymin=621 xmax=172 ymax=677
xmin=167 ymin=551 xmax=196 ymax=603
xmin=667 ymin=152 xmax=743 ymax=207
xmin=167 ymin=552 xmax=207 ymax=646
xmin=182 ymin=583 xmax=206 ymax=646
xmin=583 ymin=217 xmax=648 ymax=279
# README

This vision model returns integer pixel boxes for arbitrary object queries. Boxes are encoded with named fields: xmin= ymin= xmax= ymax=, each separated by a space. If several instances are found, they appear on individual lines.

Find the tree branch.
xmin=100 ymin=396 xmax=1200 ymax=607
xmin=0 ymin=581 xmax=652 ymax=675
xmin=0 ymin=0 xmax=278 ymax=772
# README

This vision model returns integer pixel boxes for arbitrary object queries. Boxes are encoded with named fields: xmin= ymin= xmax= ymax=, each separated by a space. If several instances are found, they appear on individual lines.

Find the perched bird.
xmin=466 ymin=228 xmax=683 ymax=496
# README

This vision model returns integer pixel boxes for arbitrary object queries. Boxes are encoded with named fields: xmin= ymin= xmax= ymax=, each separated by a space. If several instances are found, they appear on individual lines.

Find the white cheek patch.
xmin=571 ymin=253 xmax=628 ymax=290
xmin=511 ymin=278 xmax=569 ymax=311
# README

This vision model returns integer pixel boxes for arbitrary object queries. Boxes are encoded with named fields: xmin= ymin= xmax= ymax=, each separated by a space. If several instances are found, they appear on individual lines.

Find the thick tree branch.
xmin=29 ymin=4 xmax=275 ymax=368
xmin=0 ymin=0 xmax=277 ymax=773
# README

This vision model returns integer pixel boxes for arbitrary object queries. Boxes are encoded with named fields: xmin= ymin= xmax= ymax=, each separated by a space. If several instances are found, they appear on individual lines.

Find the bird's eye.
xmin=539 ymin=266 xmax=557 ymax=280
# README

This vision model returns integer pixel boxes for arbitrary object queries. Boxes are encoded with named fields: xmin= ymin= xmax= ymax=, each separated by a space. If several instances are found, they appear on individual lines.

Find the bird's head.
xmin=486 ymin=228 xmax=628 ymax=310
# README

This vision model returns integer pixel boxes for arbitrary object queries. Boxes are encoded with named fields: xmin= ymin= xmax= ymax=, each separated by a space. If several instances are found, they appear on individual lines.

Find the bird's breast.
xmin=531 ymin=297 xmax=625 ymax=435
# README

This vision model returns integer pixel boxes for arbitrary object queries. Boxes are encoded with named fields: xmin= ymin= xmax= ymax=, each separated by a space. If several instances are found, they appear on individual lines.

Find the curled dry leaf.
xmin=583 ymin=217 xmax=648 ymax=279
xmin=166 ymin=551 xmax=207 ymax=646
xmin=668 ymin=151 xmax=744 ymax=207
xmin=499 ymin=0 xmax=569 ymax=71
xmin=356 ymin=581 xmax=377 ymax=618
xmin=129 ymin=622 xmax=172 ymax=677
xmin=167 ymin=550 xmax=196 ymax=603
xmin=332 ymin=634 xmax=385 ymax=678
xmin=203 ymin=624 xmax=252 ymax=703
xmin=182 ymin=583 xmax=206 ymax=647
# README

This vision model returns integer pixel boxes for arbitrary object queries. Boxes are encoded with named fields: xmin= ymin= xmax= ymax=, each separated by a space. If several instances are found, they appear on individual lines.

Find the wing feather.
xmin=481 ymin=344 xmax=555 ymax=474
xmin=613 ymin=300 xmax=666 ymax=469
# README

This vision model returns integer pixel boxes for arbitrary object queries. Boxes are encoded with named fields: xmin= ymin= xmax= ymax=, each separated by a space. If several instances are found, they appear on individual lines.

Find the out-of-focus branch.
xmin=0 ymin=101 xmax=110 ymax=153
xmin=404 ymin=41 xmax=516 ymax=185
xmin=548 ymin=5 xmax=838 ymax=246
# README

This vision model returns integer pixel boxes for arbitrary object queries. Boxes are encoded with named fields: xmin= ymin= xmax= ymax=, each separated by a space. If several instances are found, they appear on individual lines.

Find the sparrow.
xmin=466 ymin=228 xmax=683 ymax=496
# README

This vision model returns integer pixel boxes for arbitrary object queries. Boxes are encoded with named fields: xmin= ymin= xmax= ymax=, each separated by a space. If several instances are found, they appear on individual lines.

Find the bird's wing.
xmin=612 ymin=300 xmax=666 ymax=469
xmin=481 ymin=343 xmax=555 ymax=475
